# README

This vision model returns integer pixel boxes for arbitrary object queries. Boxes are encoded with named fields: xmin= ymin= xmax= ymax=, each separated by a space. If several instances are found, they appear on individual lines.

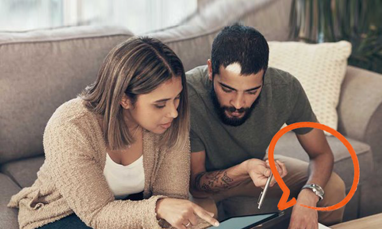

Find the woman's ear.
xmin=120 ymin=94 xmax=131 ymax=109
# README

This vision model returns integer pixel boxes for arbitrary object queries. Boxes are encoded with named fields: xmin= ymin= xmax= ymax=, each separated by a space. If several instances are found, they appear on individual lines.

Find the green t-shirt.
xmin=186 ymin=66 xmax=317 ymax=172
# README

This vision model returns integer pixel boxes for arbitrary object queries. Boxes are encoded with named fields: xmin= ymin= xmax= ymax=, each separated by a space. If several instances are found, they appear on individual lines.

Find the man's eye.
xmin=222 ymin=88 xmax=232 ymax=93
xmin=247 ymin=90 xmax=257 ymax=95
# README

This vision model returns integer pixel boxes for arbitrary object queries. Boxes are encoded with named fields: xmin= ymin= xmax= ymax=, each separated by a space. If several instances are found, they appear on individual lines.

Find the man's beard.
xmin=210 ymin=86 xmax=260 ymax=126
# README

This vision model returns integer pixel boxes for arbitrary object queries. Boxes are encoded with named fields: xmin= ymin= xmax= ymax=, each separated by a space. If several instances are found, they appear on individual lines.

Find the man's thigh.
xmin=217 ymin=155 xmax=309 ymax=219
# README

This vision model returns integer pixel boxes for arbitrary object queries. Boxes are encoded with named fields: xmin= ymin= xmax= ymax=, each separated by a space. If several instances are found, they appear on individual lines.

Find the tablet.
xmin=207 ymin=212 xmax=279 ymax=229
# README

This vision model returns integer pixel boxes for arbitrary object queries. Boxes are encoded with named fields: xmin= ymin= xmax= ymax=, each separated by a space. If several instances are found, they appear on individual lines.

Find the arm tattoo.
xmin=194 ymin=170 xmax=238 ymax=194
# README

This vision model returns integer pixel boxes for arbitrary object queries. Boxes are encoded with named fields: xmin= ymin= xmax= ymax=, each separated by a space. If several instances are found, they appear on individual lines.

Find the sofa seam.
xmin=365 ymin=101 xmax=382 ymax=143
xmin=157 ymin=0 xmax=276 ymax=44
xmin=0 ymin=169 xmax=22 ymax=188
xmin=334 ymin=146 xmax=371 ymax=164
xmin=0 ymin=33 xmax=132 ymax=47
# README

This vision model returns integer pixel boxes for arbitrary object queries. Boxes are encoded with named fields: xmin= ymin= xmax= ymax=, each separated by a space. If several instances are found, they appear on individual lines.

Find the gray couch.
xmin=1 ymin=0 xmax=381 ymax=228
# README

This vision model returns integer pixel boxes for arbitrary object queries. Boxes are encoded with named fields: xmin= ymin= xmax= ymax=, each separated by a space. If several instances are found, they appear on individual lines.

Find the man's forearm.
xmin=297 ymin=152 xmax=334 ymax=205
xmin=296 ymin=128 xmax=335 ymax=190
xmin=191 ymin=162 xmax=250 ymax=197
xmin=306 ymin=152 xmax=334 ymax=188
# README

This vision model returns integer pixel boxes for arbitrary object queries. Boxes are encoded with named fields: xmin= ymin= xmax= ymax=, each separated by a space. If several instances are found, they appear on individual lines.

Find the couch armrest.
xmin=0 ymin=173 xmax=20 ymax=229
xmin=338 ymin=66 xmax=382 ymax=175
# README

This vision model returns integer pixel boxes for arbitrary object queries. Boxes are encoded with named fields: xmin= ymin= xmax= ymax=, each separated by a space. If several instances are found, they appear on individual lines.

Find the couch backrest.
xmin=147 ymin=0 xmax=292 ymax=71
xmin=0 ymin=26 xmax=132 ymax=164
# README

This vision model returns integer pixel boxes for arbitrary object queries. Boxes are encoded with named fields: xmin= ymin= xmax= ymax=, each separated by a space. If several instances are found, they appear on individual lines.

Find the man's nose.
xmin=231 ymin=93 xmax=244 ymax=110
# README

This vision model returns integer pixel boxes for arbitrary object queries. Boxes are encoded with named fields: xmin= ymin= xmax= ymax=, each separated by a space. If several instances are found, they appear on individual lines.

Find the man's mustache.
xmin=223 ymin=106 xmax=249 ymax=113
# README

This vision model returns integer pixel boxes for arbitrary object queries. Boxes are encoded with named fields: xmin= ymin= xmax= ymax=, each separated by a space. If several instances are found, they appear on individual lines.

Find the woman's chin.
xmin=149 ymin=128 xmax=167 ymax=135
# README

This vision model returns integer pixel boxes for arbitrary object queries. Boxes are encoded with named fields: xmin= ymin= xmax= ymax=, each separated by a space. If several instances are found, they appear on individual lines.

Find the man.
xmin=186 ymin=24 xmax=346 ymax=229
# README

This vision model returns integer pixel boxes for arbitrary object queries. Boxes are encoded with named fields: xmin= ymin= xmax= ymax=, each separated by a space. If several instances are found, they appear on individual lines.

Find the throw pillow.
xmin=268 ymin=41 xmax=352 ymax=134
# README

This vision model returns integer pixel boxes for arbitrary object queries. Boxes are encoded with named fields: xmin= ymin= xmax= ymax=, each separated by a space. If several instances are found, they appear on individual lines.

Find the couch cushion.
xmin=1 ymin=156 xmax=44 ymax=188
xmin=268 ymin=41 xmax=352 ymax=133
xmin=272 ymin=132 xmax=372 ymax=188
xmin=0 ymin=173 xmax=20 ymax=229
xmin=0 ymin=26 xmax=132 ymax=164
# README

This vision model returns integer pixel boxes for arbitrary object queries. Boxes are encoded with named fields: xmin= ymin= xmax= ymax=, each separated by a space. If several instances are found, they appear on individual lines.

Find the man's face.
xmin=208 ymin=61 xmax=263 ymax=126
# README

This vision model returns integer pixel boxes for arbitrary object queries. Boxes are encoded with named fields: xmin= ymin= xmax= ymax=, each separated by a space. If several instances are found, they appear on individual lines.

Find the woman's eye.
xmin=155 ymin=104 xmax=165 ymax=109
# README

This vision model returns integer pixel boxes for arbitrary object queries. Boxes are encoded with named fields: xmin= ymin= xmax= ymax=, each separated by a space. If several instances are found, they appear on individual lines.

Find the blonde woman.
xmin=8 ymin=37 xmax=219 ymax=229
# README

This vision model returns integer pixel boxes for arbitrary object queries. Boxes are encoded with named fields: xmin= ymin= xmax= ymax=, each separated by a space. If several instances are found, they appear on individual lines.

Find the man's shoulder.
xmin=186 ymin=65 xmax=209 ymax=97
xmin=265 ymin=67 xmax=304 ymax=95
xmin=266 ymin=67 xmax=297 ymax=86
xmin=186 ymin=65 xmax=208 ymax=78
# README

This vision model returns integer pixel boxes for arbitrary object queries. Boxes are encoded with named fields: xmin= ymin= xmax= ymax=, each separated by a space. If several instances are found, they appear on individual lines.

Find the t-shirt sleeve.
xmin=190 ymin=128 xmax=206 ymax=153
xmin=286 ymin=77 xmax=318 ymax=135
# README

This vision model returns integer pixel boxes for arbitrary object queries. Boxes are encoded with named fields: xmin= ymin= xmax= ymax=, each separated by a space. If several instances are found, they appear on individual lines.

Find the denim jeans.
xmin=39 ymin=192 xmax=144 ymax=228
xmin=39 ymin=214 xmax=92 ymax=229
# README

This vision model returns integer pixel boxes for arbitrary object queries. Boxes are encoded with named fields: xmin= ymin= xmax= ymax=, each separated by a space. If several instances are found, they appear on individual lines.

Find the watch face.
xmin=313 ymin=184 xmax=324 ymax=195
xmin=304 ymin=184 xmax=324 ymax=200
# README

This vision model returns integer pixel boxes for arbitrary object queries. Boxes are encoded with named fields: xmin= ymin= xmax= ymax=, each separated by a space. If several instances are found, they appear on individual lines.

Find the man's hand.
xmin=288 ymin=189 xmax=319 ymax=229
xmin=243 ymin=159 xmax=287 ymax=188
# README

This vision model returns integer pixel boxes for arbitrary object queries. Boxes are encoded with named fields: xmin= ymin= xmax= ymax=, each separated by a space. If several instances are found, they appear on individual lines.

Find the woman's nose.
xmin=167 ymin=104 xmax=178 ymax=118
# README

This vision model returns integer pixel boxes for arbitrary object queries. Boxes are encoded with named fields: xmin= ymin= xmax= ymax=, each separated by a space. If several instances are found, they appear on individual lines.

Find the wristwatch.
xmin=302 ymin=184 xmax=324 ymax=201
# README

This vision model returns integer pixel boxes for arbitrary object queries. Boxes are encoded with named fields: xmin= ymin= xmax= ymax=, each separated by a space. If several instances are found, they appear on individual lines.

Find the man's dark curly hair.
xmin=211 ymin=23 xmax=269 ymax=78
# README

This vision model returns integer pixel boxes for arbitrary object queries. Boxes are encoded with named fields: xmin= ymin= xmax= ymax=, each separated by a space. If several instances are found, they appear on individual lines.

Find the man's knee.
xmin=324 ymin=172 xmax=346 ymax=203
xmin=318 ymin=172 xmax=346 ymax=225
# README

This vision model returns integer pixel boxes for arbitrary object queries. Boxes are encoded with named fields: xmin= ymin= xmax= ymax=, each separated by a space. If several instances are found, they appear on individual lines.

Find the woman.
xmin=8 ymin=37 xmax=219 ymax=229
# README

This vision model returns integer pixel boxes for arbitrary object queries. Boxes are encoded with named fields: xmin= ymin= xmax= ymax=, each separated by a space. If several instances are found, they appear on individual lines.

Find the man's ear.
xmin=207 ymin=59 xmax=213 ymax=81
xmin=120 ymin=94 xmax=131 ymax=109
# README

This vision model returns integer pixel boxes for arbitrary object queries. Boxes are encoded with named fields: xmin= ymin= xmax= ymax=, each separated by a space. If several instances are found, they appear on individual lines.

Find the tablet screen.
xmin=207 ymin=212 xmax=278 ymax=229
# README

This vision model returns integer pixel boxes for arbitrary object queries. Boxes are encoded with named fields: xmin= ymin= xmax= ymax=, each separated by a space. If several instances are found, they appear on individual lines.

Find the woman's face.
xmin=123 ymin=76 xmax=183 ymax=134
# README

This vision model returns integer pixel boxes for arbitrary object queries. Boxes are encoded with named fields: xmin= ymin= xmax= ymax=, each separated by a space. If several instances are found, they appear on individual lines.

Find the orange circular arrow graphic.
xmin=268 ymin=122 xmax=360 ymax=211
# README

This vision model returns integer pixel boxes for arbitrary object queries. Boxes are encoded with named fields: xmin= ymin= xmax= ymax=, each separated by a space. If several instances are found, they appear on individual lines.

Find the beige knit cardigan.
xmin=8 ymin=98 xmax=191 ymax=229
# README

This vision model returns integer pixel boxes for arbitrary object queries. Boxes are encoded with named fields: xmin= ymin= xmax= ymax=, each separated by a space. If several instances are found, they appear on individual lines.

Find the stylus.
xmin=257 ymin=173 xmax=273 ymax=209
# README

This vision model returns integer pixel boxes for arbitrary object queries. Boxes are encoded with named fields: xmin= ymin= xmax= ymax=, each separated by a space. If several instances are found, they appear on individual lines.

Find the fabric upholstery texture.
xmin=0 ymin=26 xmax=133 ymax=164
xmin=337 ymin=66 xmax=382 ymax=216
xmin=268 ymin=41 xmax=352 ymax=132
xmin=338 ymin=66 xmax=382 ymax=172
xmin=0 ymin=174 xmax=20 ymax=229
xmin=0 ymin=157 xmax=44 ymax=188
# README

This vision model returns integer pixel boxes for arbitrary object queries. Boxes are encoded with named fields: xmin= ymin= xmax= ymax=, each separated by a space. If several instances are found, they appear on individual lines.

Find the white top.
xmin=103 ymin=153 xmax=145 ymax=199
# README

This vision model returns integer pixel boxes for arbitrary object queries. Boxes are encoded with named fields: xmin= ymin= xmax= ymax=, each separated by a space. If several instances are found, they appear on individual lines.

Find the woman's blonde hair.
xmin=80 ymin=37 xmax=189 ymax=151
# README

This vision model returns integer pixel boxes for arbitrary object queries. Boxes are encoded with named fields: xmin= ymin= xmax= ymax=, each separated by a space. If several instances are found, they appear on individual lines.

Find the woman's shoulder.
xmin=55 ymin=97 xmax=89 ymax=116
xmin=45 ymin=98 xmax=97 ymax=133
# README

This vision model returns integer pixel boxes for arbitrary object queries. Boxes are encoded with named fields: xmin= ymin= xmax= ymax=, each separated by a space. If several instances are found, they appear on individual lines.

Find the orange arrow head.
xmin=277 ymin=190 xmax=297 ymax=210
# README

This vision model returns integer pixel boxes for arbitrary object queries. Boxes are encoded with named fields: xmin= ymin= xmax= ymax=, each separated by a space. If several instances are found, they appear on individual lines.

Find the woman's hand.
xmin=156 ymin=198 xmax=219 ymax=229
xmin=244 ymin=159 xmax=287 ymax=188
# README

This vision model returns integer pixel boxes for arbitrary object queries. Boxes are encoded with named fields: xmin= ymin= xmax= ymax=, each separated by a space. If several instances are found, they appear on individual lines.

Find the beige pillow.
xmin=268 ymin=41 xmax=351 ymax=134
